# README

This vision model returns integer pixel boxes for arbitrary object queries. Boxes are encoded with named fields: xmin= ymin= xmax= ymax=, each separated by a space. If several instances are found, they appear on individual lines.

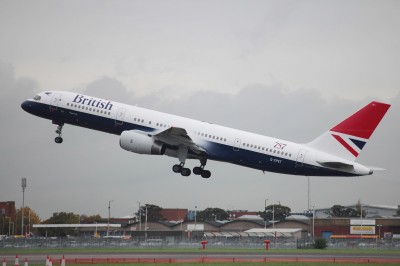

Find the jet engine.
xmin=120 ymin=131 xmax=166 ymax=155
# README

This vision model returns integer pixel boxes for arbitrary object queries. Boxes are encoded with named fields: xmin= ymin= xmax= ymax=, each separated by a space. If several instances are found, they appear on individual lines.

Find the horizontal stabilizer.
xmin=366 ymin=166 xmax=385 ymax=171
xmin=317 ymin=161 xmax=354 ymax=170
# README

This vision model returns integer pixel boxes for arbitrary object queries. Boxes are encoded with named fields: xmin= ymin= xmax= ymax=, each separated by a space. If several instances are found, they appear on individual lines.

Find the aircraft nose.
xmin=21 ymin=100 xmax=32 ymax=112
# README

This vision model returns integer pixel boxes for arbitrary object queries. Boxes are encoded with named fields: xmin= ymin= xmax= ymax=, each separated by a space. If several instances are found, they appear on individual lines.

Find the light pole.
xmin=264 ymin=199 xmax=269 ymax=229
xmin=312 ymin=205 xmax=316 ymax=240
xmin=376 ymin=224 xmax=382 ymax=242
xmin=107 ymin=200 xmax=113 ymax=236
xmin=21 ymin=178 xmax=27 ymax=236
xmin=194 ymin=206 xmax=197 ymax=229
xmin=272 ymin=205 xmax=275 ymax=229
xmin=137 ymin=201 xmax=141 ymax=231
xmin=7 ymin=217 xmax=11 ymax=236
xmin=28 ymin=209 xmax=31 ymax=236
xmin=1 ymin=215 xmax=3 ymax=235
xmin=145 ymin=205 xmax=148 ymax=242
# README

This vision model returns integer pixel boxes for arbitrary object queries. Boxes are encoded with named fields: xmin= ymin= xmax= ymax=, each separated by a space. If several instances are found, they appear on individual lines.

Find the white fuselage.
xmin=21 ymin=91 xmax=373 ymax=177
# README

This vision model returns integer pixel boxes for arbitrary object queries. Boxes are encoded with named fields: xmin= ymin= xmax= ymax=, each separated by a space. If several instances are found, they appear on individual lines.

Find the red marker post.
xmin=264 ymin=240 xmax=271 ymax=250
xmin=200 ymin=240 xmax=208 ymax=250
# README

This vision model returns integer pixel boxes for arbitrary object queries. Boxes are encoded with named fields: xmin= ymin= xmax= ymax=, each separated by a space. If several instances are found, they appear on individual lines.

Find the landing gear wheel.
xmin=172 ymin=164 xmax=182 ymax=173
xmin=181 ymin=168 xmax=191 ymax=176
xmin=201 ymin=170 xmax=211 ymax=178
xmin=53 ymin=123 xmax=64 ymax=144
xmin=193 ymin=166 xmax=203 ymax=175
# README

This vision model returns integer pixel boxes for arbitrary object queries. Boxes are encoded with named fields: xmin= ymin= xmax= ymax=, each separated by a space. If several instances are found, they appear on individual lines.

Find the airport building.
xmin=315 ymin=204 xmax=399 ymax=218
xmin=3 ymin=201 xmax=399 ymax=244
xmin=0 ymin=201 xmax=15 ymax=218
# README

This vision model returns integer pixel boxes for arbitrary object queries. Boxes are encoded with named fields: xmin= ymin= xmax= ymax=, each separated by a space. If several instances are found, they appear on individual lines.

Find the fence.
xmin=1 ymin=236 xmax=400 ymax=250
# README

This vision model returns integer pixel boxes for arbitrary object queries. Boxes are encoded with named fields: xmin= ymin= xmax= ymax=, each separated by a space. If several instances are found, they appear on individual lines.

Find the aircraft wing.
xmin=152 ymin=127 xmax=207 ymax=155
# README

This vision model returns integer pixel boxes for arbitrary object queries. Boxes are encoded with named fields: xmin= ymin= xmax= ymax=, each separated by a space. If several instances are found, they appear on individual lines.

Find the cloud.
xmin=1 ymin=1 xmax=399 ymax=219
xmin=2 ymin=62 xmax=397 ymax=219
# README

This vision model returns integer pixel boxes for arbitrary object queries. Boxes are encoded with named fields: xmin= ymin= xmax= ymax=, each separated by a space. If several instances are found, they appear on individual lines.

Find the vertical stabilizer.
xmin=306 ymin=101 xmax=390 ymax=161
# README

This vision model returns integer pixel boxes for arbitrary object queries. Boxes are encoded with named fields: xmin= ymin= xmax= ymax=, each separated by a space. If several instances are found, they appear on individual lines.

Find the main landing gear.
xmin=172 ymin=152 xmax=211 ymax=178
xmin=54 ymin=124 xmax=64 ymax=144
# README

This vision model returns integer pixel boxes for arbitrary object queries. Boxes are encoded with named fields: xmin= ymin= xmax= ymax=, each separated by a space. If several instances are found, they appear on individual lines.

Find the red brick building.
xmin=0 ymin=201 xmax=15 ymax=218
xmin=160 ymin=209 xmax=188 ymax=221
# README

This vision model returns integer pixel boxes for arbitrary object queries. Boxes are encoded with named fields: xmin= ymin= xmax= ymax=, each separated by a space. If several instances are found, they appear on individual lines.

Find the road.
xmin=3 ymin=251 xmax=400 ymax=264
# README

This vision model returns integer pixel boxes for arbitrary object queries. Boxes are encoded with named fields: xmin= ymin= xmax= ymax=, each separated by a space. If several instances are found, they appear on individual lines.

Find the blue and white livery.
xmin=21 ymin=91 xmax=390 ymax=178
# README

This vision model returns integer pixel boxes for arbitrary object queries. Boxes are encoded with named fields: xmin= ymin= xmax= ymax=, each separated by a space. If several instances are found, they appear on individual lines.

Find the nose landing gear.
xmin=54 ymin=124 xmax=64 ymax=144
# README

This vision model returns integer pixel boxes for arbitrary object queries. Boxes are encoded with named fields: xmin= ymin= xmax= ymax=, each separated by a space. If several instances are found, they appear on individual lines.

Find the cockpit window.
xmin=33 ymin=95 xmax=41 ymax=101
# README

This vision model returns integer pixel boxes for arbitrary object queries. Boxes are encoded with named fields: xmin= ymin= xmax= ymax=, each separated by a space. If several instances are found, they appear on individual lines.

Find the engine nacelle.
xmin=120 ymin=131 xmax=166 ymax=155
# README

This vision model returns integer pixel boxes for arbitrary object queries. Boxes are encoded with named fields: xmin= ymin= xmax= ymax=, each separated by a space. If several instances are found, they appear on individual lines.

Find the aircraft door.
xmin=233 ymin=138 xmax=241 ymax=151
xmin=50 ymin=94 xmax=61 ymax=112
xmin=115 ymin=108 xmax=126 ymax=127
xmin=296 ymin=149 xmax=307 ymax=167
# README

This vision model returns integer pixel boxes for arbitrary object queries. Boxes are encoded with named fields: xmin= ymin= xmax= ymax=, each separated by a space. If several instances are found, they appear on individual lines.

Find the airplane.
xmin=21 ymin=91 xmax=390 ymax=178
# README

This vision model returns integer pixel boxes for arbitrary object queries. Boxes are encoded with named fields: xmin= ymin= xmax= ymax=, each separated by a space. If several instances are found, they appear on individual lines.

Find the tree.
xmin=326 ymin=205 xmax=359 ymax=217
xmin=39 ymin=212 xmax=80 ymax=237
xmin=314 ymin=238 xmax=327 ymax=249
xmin=81 ymin=214 xmax=102 ymax=223
xmin=197 ymin=208 xmax=229 ymax=222
xmin=259 ymin=204 xmax=291 ymax=222
xmin=355 ymin=200 xmax=367 ymax=218
xmin=15 ymin=207 xmax=41 ymax=235
xmin=136 ymin=204 xmax=165 ymax=222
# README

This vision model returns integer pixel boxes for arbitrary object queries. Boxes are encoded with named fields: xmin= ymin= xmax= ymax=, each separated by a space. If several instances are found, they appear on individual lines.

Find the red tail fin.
xmin=307 ymin=101 xmax=390 ymax=161
xmin=330 ymin=101 xmax=390 ymax=139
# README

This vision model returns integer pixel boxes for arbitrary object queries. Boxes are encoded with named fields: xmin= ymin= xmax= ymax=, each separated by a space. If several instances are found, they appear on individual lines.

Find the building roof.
xmin=33 ymin=224 xmax=121 ymax=228
xmin=286 ymin=215 xmax=310 ymax=220
xmin=316 ymin=204 xmax=398 ymax=211
xmin=237 ymin=215 xmax=263 ymax=220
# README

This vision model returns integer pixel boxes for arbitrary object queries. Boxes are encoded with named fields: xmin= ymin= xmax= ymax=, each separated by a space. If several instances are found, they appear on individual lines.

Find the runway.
xmin=3 ymin=251 xmax=400 ymax=264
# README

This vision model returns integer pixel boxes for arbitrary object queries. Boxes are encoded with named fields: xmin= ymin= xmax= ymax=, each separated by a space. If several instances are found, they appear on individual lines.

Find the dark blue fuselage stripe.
xmin=26 ymin=101 xmax=358 ymax=177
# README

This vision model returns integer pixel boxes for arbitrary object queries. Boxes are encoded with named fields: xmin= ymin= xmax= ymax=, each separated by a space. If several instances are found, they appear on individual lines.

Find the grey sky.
xmin=0 ymin=1 xmax=399 ymax=220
